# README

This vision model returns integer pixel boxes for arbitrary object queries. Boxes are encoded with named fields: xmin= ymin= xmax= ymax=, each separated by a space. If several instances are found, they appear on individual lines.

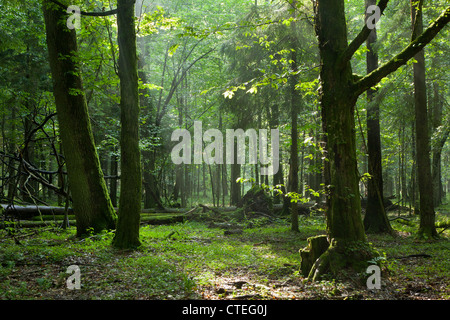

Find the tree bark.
xmin=42 ymin=0 xmax=117 ymax=236
xmin=288 ymin=45 xmax=299 ymax=232
xmin=109 ymin=153 xmax=118 ymax=207
xmin=431 ymin=83 xmax=447 ymax=207
xmin=410 ymin=0 xmax=437 ymax=239
xmin=230 ymin=159 xmax=241 ymax=206
xmin=113 ymin=0 xmax=142 ymax=249
xmin=363 ymin=0 xmax=393 ymax=234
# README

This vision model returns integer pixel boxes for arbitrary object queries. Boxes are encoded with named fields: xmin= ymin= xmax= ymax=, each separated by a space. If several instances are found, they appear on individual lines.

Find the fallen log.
xmin=1 ymin=204 xmax=73 ymax=219
xmin=4 ymin=214 xmax=184 ymax=228
xmin=140 ymin=214 xmax=185 ymax=225
xmin=15 ymin=220 xmax=77 ymax=228
xmin=0 ymin=204 xmax=190 ymax=219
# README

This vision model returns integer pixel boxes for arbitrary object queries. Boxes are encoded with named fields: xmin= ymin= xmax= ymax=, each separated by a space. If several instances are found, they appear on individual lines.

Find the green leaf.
xmin=168 ymin=44 xmax=179 ymax=57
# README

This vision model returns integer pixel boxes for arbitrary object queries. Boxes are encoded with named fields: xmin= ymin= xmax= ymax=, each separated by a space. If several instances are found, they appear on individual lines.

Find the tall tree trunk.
xmin=410 ymin=120 xmax=418 ymax=212
xmin=304 ymin=0 xmax=371 ymax=281
xmin=183 ymin=164 xmax=189 ymax=208
xmin=410 ymin=0 xmax=437 ymax=239
xmin=230 ymin=149 xmax=241 ymax=206
xmin=113 ymin=0 xmax=142 ymax=249
xmin=42 ymin=1 xmax=117 ymax=236
xmin=316 ymin=0 xmax=366 ymax=243
xmin=110 ymin=153 xmax=118 ymax=207
xmin=363 ymin=0 xmax=393 ymax=234
xmin=288 ymin=47 xmax=299 ymax=232
xmin=431 ymin=83 xmax=447 ymax=206
xmin=202 ymin=162 xmax=207 ymax=197
xmin=222 ymin=158 xmax=228 ymax=201
xmin=137 ymin=39 xmax=162 ymax=210
xmin=270 ymin=103 xmax=284 ymax=204
xmin=21 ymin=114 xmax=37 ymax=203
xmin=282 ymin=4 xmax=300 ymax=229
xmin=7 ymin=107 xmax=17 ymax=201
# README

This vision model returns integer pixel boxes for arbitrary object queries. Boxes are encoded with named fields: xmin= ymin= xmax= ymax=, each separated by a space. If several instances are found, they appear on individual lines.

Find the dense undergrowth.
xmin=0 ymin=205 xmax=449 ymax=300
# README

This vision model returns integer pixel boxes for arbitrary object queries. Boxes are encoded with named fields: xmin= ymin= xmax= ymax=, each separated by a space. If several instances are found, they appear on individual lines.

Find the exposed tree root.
xmin=300 ymin=236 xmax=380 ymax=282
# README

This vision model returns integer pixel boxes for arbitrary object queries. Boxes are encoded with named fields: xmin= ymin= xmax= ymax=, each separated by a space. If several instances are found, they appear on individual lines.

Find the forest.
xmin=0 ymin=0 xmax=449 ymax=302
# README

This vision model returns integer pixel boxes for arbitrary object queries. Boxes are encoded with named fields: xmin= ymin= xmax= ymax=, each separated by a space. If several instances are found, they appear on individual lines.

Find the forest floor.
xmin=0 ymin=205 xmax=449 ymax=300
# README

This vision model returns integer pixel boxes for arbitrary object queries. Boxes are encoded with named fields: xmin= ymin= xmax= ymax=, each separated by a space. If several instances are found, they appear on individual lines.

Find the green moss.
xmin=299 ymin=235 xmax=329 ymax=277
xmin=308 ymin=238 xmax=380 ymax=282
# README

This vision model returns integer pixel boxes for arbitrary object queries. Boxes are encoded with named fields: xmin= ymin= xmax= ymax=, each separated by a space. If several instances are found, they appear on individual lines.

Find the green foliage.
xmin=138 ymin=6 xmax=181 ymax=36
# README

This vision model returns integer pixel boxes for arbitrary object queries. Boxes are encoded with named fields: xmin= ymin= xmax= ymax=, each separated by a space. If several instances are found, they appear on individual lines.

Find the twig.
xmin=183 ymin=206 xmax=200 ymax=215
xmin=165 ymin=230 xmax=180 ymax=239
xmin=199 ymin=204 xmax=221 ymax=215
xmin=389 ymin=216 xmax=411 ymax=222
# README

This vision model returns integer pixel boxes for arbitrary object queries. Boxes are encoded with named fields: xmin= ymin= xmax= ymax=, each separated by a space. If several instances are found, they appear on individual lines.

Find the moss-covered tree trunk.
xmin=305 ymin=0 xmax=374 ymax=280
xmin=42 ymin=1 xmax=117 ymax=236
xmin=303 ymin=0 xmax=449 ymax=280
xmin=316 ymin=0 xmax=366 ymax=244
xmin=113 ymin=0 xmax=142 ymax=249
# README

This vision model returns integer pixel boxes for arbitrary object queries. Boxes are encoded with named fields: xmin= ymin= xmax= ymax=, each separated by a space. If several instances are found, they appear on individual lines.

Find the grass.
xmin=0 ymin=207 xmax=449 ymax=300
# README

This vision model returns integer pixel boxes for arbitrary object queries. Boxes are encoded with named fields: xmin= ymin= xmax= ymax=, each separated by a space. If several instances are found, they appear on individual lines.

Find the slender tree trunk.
xmin=137 ymin=39 xmax=162 ymax=210
xmin=42 ymin=1 xmax=117 ymax=236
xmin=230 ymin=157 xmax=241 ymax=206
xmin=410 ymin=0 xmax=437 ymax=239
xmin=431 ymin=83 xmax=446 ymax=206
xmin=21 ymin=115 xmax=37 ymax=203
xmin=401 ymin=127 xmax=408 ymax=204
xmin=202 ymin=162 xmax=207 ymax=197
xmin=363 ymin=0 xmax=393 ymax=234
xmin=288 ymin=47 xmax=299 ymax=232
xmin=410 ymin=120 xmax=418 ymax=212
xmin=172 ymin=92 xmax=184 ymax=205
xmin=271 ymin=103 xmax=284 ymax=204
xmin=113 ymin=0 xmax=142 ymax=248
xmin=222 ymin=159 xmax=228 ymax=201
xmin=110 ymin=153 xmax=118 ymax=207
xmin=183 ymin=164 xmax=189 ymax=207
xmin=7 ymin=107 xmax=17 ymax=201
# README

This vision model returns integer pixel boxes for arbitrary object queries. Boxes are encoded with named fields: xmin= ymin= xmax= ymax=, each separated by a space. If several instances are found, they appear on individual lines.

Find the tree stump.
xmin=299 ymin=235 xmax=329 ymax=277
xmin=304 ymin=238 xmax=379 ymax=282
